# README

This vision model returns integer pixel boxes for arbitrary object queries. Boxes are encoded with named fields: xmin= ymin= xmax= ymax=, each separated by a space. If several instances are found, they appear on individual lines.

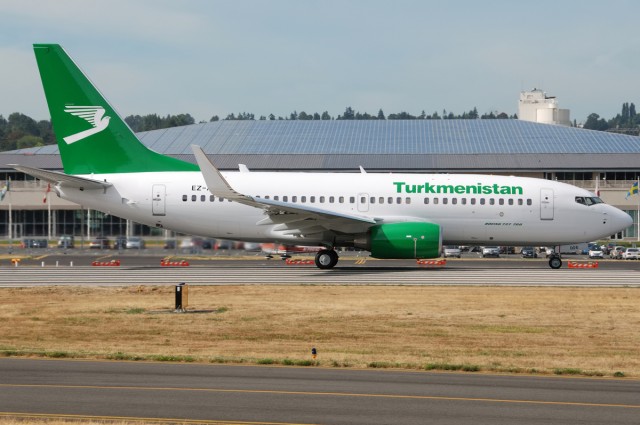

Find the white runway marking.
xmin=0 ymin=267 xmax=639 ymax=287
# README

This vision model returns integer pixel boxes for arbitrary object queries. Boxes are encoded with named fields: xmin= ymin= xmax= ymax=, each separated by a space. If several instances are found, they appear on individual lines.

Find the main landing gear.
xmin=315 ymin=249 xmax=339 ymax=269
xmin=548 ymin=253 xmax=563 ymax=269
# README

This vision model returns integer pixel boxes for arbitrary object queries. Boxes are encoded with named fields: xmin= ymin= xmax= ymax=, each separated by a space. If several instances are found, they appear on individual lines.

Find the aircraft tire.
xmin=549 ymin=256 xmax=562 ymax=269
xmin=315 ymin=249 xmax=339 ymax=269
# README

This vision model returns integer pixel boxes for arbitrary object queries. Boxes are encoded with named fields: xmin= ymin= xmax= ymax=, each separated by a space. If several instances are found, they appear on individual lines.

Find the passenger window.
xmin=329 ymin=196 xmax=334 ymax=203
xmin=527 ymin=199 xmax=532 ymax=206
xmin=274 ymin=196 xmax=279 ymax=201
xmin=339 ymin=196 xmax=344 ymax=203
xmin=489 ymin=198 xmax=495 ymax=205
xmin=210 ymin=195 xmax=215 ymax=202
xmin=350 ymin=197 xmax=355 ymax=203
xmin=443 ymin=198 xmax=448 ymax=205
xmin=397 ymin=197 xmax=402 ymax=204
xmin=499 ymin=199 xmax=504 ymax=205
xmin=301 ymin=196 xmax=306 ymax=203
xmin=480 ymin=198 xmax=485 ymax=205
xmin=320 ymin=196 xmax=325 ymax=203
xmin=370 ymin=197 xmax=375 ymax=204
xmin=283 ymin=196 xmax=288 ymax=202
xmin=361 ymin=196 xmax=366 ymax=204
xmin=388 ymin=197 xmax=393 ymax=204
xmin=310 ymin=196 xmax=315 ymax=203
xmin=424 ymin=198 xmax=429 ymax=204
xmin=265 ymin=195 xmax=270 ymax=200
xmin=182 ymin=195 xmax=187 ymax=202
xmin=292 ymin=196 xmax=297 ymax=202
xmin=518 ymin=199 xmax=523 ymax=206
xmin=434 ymin=198 xmax=439 ymax=205
xmin=379 ymin=197 xmax=384 ymax=204
xmin=452 ymin=198 xmax=457 ymax=205
xmin=461 ymin=198 xmax=467 ymax=205
xmin=508 ymin=199 xmax=513 ymax=205
xmin=470 ymin=198 xmax=476 ymax=205
xmin=406 ymin=197 xmax=411 ymax=204
xmin=191 ymin=195 xmax=196 ymax=202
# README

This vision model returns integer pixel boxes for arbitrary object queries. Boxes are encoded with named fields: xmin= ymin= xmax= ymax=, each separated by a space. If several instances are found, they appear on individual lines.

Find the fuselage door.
xmin=152 ymin=184 xmax=166 ymax=216
xmin=540 ymin=188 xmax=554 ymax=220
xmin=357 ymin=193 xmax=369 ymax=212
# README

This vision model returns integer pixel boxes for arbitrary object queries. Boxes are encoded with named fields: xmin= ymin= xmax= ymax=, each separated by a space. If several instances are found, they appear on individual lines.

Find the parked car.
xmin=180 ymin=237 xmax=203 ymax=253
xmin=521 ymin=246 xmax=537 ymax=258
xmin=113 ymin=236 xmax=127 ymax=250
xmin=481 ymin=246 xmax=500 ymax=258
xmin=622 ymin=248 xmax=640 ymax=260
xmin=588 ymin=247 xmax=604 ymax=259
xmin=89 ymin=236 xmax=110 ymax=249
xmin=125 ymin=236 xmax=145 ymax=249
xmin=443 ymin=245 xmax=461 ymax=258
xmin=57 ymin=235 xmax=74 ymax=248
xmin=22 ymin=238 xmax=48 ymax=248
xmin=609 ymin=246 xmax=627 ymax=259
xmin=163 ymin=239 xmax=177 ymax=249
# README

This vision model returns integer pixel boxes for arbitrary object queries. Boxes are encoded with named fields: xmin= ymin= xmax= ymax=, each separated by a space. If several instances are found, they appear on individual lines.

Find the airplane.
xmin=12 ymin=44 xmax=633 ymax=270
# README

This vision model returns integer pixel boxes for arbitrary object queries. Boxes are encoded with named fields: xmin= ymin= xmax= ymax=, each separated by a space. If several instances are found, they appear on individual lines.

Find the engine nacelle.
xmin=354 ymin=222 xmax=442 ymax=259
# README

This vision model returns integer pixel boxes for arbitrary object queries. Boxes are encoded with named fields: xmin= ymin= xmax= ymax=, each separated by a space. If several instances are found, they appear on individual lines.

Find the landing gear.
xmin=548 ymin=254 xmax=562 ymax=269
xmin=315 ymin=249 xmax=339 ymax=269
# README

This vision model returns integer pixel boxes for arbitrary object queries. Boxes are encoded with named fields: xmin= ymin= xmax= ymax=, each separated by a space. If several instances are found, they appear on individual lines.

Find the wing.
xmin=191 ymin=145 xmax=378 ymax=238
xmin=64 ymin=106 xmax=105 ymax=128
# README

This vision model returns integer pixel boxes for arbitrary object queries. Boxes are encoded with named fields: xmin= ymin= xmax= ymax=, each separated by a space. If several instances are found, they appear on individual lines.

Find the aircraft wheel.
xmin=548 ymin=255 xmax=562 ymax=269
xmin=315 ymin=249 xmax=339 ymax=269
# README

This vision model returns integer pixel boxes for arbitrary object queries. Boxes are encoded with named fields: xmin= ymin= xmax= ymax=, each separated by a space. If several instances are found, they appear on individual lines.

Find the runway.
xmin=1 ymin=263 xmax=640 ymax=287
xmin=0 ymin=358 xmax=638 ymax=425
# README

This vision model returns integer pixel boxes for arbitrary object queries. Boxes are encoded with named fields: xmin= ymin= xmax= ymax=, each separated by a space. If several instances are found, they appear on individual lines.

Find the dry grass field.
xmin=1 ymin=285 xmax=639 ymax=377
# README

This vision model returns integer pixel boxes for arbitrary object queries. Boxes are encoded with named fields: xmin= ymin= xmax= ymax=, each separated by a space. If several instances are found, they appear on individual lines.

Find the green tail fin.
xmin=33 ymin=44 xmax=198 ymax=175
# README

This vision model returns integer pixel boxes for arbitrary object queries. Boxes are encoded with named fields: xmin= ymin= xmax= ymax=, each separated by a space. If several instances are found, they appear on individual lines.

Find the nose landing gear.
xmin=548 ymin=254 xmax=562 ymax=269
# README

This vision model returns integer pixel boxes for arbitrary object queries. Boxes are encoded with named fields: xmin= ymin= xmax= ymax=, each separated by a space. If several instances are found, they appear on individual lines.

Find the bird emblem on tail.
xmin=63 ymin=106 xmax=111 ymax=144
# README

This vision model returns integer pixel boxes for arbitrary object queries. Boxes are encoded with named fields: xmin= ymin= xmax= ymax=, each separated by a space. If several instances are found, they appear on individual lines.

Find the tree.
xmin=321 ymin=111 xmax=331 ymax=120
xmin=584 ymin=113 xmax=609 ymax=131
xmin=377 ymin=109 xmax=385 ymax=120
xmin=16 ymin=135 xmax=44 ymax=149
xmin=338 ymin=107 xmax=355 ymax=120
xmin=8 ymin=112 xmax=39 ymax=136
xmin=210 ymin=115 xmax=220 ymax=122
xmin=269 ymin=114 xmax=276 ymax=120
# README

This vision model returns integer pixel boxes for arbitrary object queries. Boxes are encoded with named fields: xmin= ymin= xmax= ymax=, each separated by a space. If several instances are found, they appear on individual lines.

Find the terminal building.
xmin=1 ymin=117 xmax=640 ymax=242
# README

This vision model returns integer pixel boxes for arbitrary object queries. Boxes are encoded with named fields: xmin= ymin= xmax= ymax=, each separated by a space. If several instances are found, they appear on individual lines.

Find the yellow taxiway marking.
xmin=1 ymin=383 xmax=639 ymax=410
xmin=0 ymin=412 xmax=311 ymax=425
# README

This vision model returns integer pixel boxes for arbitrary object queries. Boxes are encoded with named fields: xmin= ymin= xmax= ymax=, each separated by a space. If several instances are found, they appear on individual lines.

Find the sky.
xmin=1 ymin=0 xmax=639 ymax=124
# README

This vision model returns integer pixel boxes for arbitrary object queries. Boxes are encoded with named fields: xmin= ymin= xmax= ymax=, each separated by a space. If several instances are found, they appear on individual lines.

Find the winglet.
xmin=191 ymin=145 xmax=248 ymax=202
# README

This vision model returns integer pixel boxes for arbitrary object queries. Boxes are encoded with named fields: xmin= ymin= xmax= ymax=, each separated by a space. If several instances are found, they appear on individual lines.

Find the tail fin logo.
xmin=63 ymin=106 xmax=111 ymax=144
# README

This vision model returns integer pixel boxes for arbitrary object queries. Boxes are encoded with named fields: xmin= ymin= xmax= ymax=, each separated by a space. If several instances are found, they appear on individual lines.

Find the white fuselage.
xmin=57 ymin=171 xmax=631 ymax=247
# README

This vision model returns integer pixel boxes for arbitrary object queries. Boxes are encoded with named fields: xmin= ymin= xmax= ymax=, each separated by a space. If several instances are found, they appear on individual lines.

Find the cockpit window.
xmin=575 ymin=196 xmax=604 ymax=206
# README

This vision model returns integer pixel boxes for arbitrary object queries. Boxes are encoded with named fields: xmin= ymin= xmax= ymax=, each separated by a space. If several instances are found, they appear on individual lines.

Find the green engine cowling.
xmin=361 ymin=222 xmax=442 ymax=259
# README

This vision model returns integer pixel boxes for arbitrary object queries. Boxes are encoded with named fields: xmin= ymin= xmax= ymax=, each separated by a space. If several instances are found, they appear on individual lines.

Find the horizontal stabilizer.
xmin=9 ymin=164 xmax=112 ymax=190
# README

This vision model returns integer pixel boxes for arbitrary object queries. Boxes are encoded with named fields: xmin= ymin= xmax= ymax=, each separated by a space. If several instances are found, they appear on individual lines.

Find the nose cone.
xmin=612 ymin=207 xmax=633 ymax=231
